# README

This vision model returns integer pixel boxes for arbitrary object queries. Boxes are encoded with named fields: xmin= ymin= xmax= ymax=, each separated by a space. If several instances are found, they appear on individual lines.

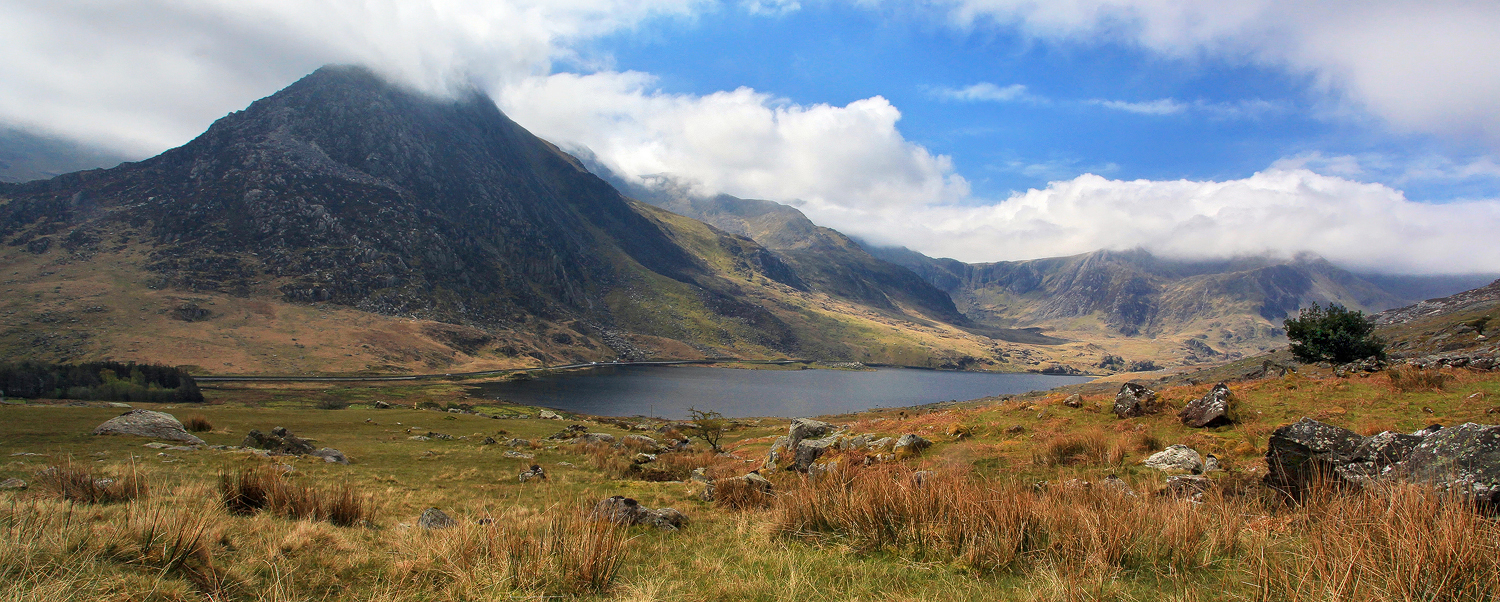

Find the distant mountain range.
xmin=1 ymin=65 xmax=1492 ymax=374
xmin=0 ymin=127 xmax=129 ymax=184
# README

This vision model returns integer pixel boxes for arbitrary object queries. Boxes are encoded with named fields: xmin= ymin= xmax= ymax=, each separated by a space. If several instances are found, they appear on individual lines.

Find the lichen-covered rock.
xmin=93 ymin=410 xmax=205 ymax=445
xmin=1385 ymin=423 xmax=1500 ymax=506
xmin=1180 ymin=383 xmax=1235 ymax=428
xmin=1144 ymin=444 xmax=1204 ymax=474
xmin=1062 ymin=393 xmax=1083 ymax=408
xmin=0 ymin=478 xmax=26 ymax=491
xmin=1113 ymin=383 xmax=1158 ymax=418
xmin=519 ymin=464 xmax=547 ymax=482
xmin=1264 ymin=418 xmax=1367 ymax=495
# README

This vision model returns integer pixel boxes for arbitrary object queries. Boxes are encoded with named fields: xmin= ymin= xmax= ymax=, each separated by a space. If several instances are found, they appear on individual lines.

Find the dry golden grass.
xmin=183 ymin=414 xmax=215 ymax=432
xmin=218 ymin=466 xmax=373 ymax=527
xmin=33 ymin=462 xmax=148 ymax=505
xmin=1387 ymin=365 xmax=1452 ymax=393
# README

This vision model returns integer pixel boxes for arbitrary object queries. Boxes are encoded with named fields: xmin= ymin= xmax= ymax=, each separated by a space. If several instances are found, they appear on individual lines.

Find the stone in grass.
xmin=93 ymin=410 xmax=205 ymax=445
xmin=309 ymin=448 xmax=349 ymax=464
xmin=893 ymin=434 xmax=933 ymax=457
xmin=419 ymin=507 xmax=455 ymax=530
xmin=242 ymin=426 xmax=316 ymax=455
xmin=592 ymin=496 xmax=687 ymax=531
xmin=1113 ymin=383 xmax=1159 ymax=418
xmin=0 ymin=478 xmax=26 ymax=491
xmin=1144 ymin=444 xmax=1205 ymax=474
xmin=1180 ymin=383 xmax=1235 ymax=428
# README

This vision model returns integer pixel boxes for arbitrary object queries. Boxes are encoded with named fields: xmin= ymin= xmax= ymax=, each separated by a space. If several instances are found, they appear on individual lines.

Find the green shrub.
xmin=1284 ymin=303 xmax=1385 ymax=364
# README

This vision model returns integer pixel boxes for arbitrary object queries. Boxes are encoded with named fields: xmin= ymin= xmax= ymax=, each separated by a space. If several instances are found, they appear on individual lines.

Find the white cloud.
xmin=805 ymin=167 xmax=1500 ymax=274
xmin=497 ymin=71 xmax=970 ymax=210
xmin=935 ymin=0 xmax=1500 ymax=143
xmin=1092 ymin=98 xmax=1185 ymax=115
xmin=0 ymin=0 xmax=707 ymax=155
xmin=742 ymin=0 xmax=801 ymax=16
xmin=932 ymin=82 xmax=1037 ymax=103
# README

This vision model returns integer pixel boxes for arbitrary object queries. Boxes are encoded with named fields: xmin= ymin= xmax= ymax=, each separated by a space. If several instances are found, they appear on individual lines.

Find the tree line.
xmin=0 ymin=361 xmax=203 ymax=403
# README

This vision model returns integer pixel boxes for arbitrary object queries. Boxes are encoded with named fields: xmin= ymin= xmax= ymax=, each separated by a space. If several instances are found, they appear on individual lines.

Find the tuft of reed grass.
xmin=183 ymin=414 xmax=214 ymax=432
xmin=1387 ymin=365 xmax=1450 ymax=392
xmin=712 ymin=476 xmax=775 ymax=511
xmin=218 ymin=466 xmax=372 ymax=527
xmin=392 ymin=509 xmax=629 ymax=596
xmin=1036 ymin=430 xmax=1125 ymax=467
xmin=34 ymin=463 xmax=147 ymax=504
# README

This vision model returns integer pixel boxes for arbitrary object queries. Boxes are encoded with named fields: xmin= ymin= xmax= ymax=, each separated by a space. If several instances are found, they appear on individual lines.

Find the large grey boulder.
xmin=1180 ymin=383 xmax=1235 ymax=428
xmin=592 ymin=496 xmax=687 ymax=531
xmin=242 ymin=426 xmax=316 ymax=455
xmin=1385 ymin=423 xmax=1500 ymax=506
xmin=1144 ymin=444 xmax=1204 ymax=474
xmin=93 ymin=410 xmax=205 ymax=445
xmin=1264 ymin=418 xmax=1368 ymax=494
xmin=309 ymin=448 xmax=349 ymax=464
xmin=794 ymin=435 xmax=840 ymax=471
xmin=1113 ymin=383 xmax=1159 ymax=418
xmin=787 ymin=418 xmax=832 ymax=448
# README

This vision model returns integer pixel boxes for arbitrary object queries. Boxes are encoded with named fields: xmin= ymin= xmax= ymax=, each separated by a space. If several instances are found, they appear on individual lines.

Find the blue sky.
xmin=3 ymin=0 xmax=1499 ymax=272
xmin=571 ymin=2 xmax=1496 ymax=203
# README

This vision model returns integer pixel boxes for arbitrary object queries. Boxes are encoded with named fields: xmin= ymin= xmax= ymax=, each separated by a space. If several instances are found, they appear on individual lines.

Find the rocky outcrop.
xmin=1384 ymin=423 xmax=1500 ymax=506
xmin=242 ymin=426 xmax=316 ymax=455
xmin=1263 ymin=418 xmax=1500 ymax=504
xmin=1144 ymin=445 xmax=1204 ymax=474
xmin=1113 ymin=383 xmax=1159 ymax=418
xmin=787 ymin=418 xmax=832 ymax=449
xmin=1180 ymin=383 xmax=1235 ymax=428
xmin=92 ymin=410 xmax=205 ymax=445
xmin=592 ymin=496 xmax=687 ymax=531
xmin=794 ymin=435 xmax=840 ymax=472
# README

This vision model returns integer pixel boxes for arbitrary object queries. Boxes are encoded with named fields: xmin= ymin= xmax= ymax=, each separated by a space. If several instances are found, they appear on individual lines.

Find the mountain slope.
xmin=870 ymin=246 xmax=1438 ymax=364
xmin=0 ymin=65 xmax=1035 ymax=373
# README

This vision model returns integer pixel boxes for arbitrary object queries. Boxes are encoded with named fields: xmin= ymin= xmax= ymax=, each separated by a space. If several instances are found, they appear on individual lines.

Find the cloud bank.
xmin=936 ymin=0 xmax=1500 ymax=143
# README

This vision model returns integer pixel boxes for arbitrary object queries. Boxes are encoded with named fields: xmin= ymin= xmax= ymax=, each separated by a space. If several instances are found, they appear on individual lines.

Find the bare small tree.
xmin=686 ymin=407 xmax=729 ymax=452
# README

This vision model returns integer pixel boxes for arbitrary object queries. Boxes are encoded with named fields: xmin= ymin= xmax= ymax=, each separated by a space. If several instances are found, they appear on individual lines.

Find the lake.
xmin=472 ymin=365 xmax=1092 ymax=419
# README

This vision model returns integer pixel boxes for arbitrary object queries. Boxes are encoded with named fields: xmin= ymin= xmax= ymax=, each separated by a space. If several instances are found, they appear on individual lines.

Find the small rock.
xmin=418 ymin=508 xmax=455 ymax=530
xmin=1203 ymin=454 xmax=1223 ymax=472
xmin=1162 ymin=475 xmax=1214 ymax=500
xmin=519 ymin=464 xmax=548 ymax=482
xmin=1144 ymin=444 xmax=1205 ymax=474
xmin=481 ymin=436 xmax=497 ymax=445
xmin=309 ymin=448 xmax=349 ymax=464
xmin=503 ymin=450 xmax=535 ymax=459
xmin=0 ymin=478 xmax=26 ymax=491
xmin=1062 ymin=393 xmax=1083 ymax=408
xmin=538 ymin=410 xmax=563 ymax=420
xmin=408 ymin=435 xmax=432 ymax=442
xmin=592 ymin=496 xmax=687 ymax=531
xmin=242 ymin=426 xmax=315 ymax=455
xmin=373 ymin=401 xmax=391 ymax=409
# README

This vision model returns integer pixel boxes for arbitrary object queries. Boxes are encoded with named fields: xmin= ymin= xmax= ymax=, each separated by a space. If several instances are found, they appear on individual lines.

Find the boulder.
xmin=1062 ymin=393 xmax=1083 ymax=408
xmin=592 ymin=496 xmax=687 ymax=531
xmin=787 ymin=418 xmax=832 ymax=449
xmin=373 ymin=401 xmax=391 ymax=409
xmin=418 ymin=507 xmax=455 ymax=530
xmin=1385 ymin=423 xmax=1500 ymax=506
xmin=893 ymin=434 xmax=933 ymax=457
xmin=309 ymin=448 xmax=349 ymax=464
xmin=1144 ymin=444 xmax=1205 ymax=474
xmin=0 ymin=478 xmax=26 ymax=491
xmin=574 ymin=433 xmax=616 ymax=445
xmin=538 ymin=410 xmax=563 ymax=420
xmin=92 ymin=410 xmax=205 ymax=445
xmin=794 ymin=435 xmax=840 ymax=471
xmin=1264 ymin=418 xmax=1368 ymax=495
xmin=1113 ymin=383 xmax=1159 ymax=418
xmin=242 ymin=426 xmax=316 ymax=455
xmin=1180 ymin=383 xmax=1235 ymax=428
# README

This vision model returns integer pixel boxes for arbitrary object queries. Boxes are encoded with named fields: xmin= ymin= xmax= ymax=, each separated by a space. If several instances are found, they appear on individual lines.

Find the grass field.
xmin=3 ymin=366 xmax=1499 ymax=601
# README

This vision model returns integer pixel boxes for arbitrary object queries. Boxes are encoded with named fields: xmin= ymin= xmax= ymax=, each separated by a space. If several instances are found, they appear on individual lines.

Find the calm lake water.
xmin=472 ymin=365 xmax=1092 ymax=419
